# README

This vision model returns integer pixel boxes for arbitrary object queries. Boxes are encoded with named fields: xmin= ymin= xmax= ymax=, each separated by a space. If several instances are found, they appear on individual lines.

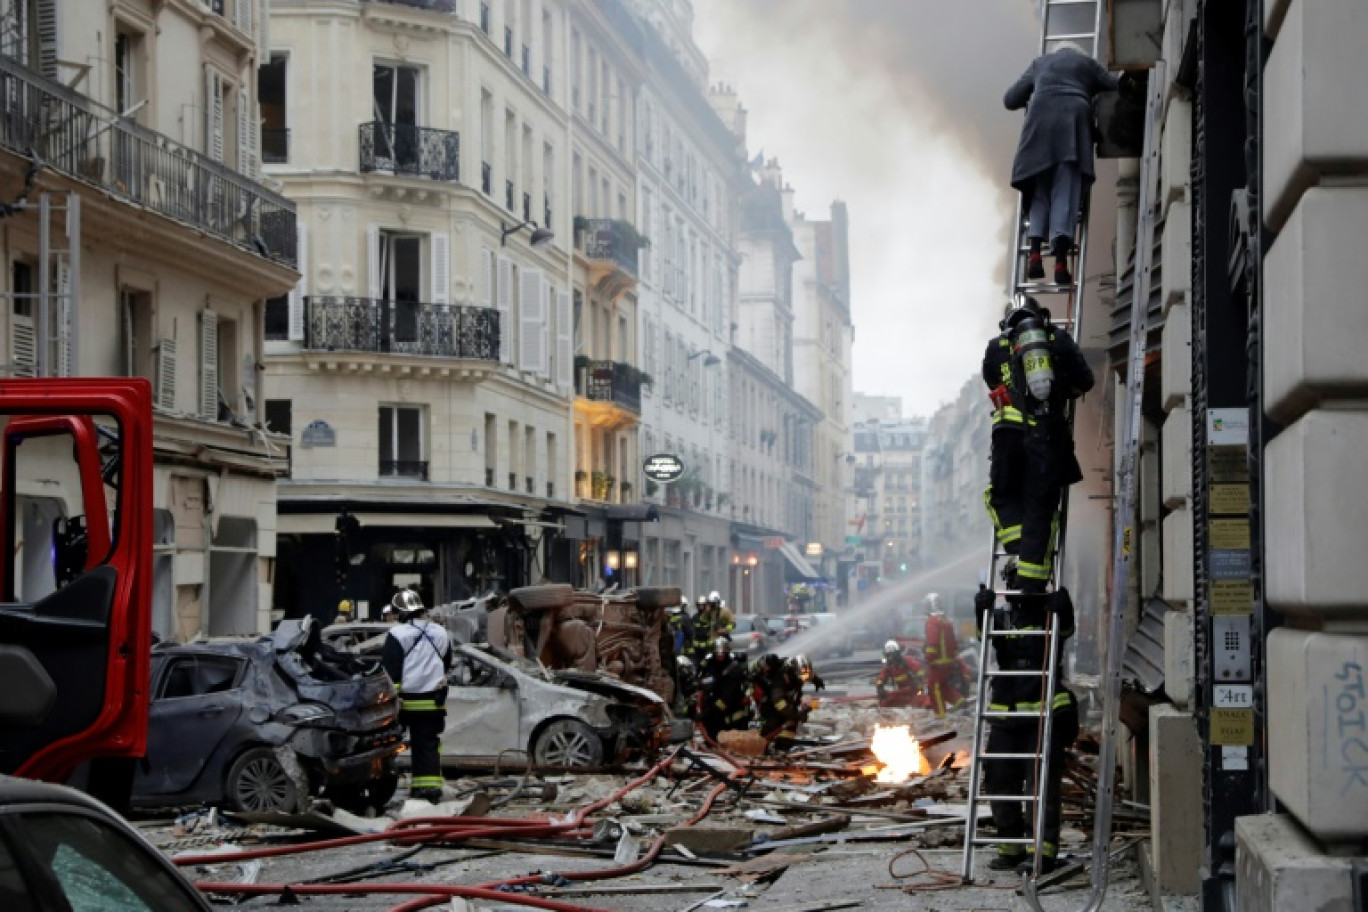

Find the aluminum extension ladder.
xmin=959 ymin=0 xmax=1104 ymax=889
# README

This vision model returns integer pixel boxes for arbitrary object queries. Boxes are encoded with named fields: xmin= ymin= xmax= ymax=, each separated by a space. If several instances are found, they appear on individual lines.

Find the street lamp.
xmin=687 ymin=349 xmax=721 ymax=367
xmin=501 ymin=219 xmax=555 ymax=248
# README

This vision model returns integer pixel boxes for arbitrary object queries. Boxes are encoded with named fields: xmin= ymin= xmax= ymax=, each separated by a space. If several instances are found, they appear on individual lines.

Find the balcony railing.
xmin=380 ymin=460 xmax=429 ymax=480
xmin=261 ymin=128 xmax=289 ymax=164
xmin=304 ymin=296 xmax=500 ymax=360
xmin=0 ymin=55 xmax=296 ymax=266
xmin=358 ymin=122 xmax=459 ymax=182
xmin=575 ymin=360 xmax=642 ymax=414
xmin=574 ymin=217 xmax=641 ymax=278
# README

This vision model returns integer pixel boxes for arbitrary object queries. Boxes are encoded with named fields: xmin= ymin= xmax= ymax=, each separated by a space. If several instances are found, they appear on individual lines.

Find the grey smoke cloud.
xmin=694 ymin=0 xmax=1042 ymax=415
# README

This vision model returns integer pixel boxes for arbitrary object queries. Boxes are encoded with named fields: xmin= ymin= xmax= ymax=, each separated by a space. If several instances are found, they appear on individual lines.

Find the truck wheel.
xmin=632 ymin=587 xmax=682 ymax=610
xmin=533 ymin=719 xmax=604 ymax=768
xmin=510 ymin=584 xmax=574 ymax=610
xmin=226 ymin=748 xmax=300 ymax=813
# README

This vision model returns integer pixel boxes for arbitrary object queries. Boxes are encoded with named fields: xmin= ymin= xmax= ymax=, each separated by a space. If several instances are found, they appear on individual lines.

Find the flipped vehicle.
xmin=131 ymin=620 xmax=403 ymax=813
xmin=440 ymin=644 xmax=687 ymax=768
xmin=0 ymin=774 xmax=211 ymax=911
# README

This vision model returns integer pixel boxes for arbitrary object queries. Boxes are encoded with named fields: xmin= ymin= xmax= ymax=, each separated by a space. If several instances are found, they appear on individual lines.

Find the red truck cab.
xmin=0 ymin=379 xmax=153 ymax=793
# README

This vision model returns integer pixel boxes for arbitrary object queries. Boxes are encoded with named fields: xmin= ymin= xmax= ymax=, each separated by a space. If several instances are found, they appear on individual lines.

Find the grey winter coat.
xmin=1004 ymin=48 xmax=1120 ymax=193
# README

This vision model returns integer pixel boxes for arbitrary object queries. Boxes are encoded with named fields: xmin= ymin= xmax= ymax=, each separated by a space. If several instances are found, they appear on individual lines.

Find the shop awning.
xmin=278 ymin=513 xmax=497 ymax=534
xmin=778 ymin=541 xmax=824 ymax=581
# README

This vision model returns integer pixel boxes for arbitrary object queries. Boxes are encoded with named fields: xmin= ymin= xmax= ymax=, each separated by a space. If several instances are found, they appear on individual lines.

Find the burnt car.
xmin=0 ymin=775 xmax=212 ymax=911
xmin=321 ymin=621 xmax=393 ymax=655
xmin=131 ymin=620 xmax=403 ymax=814
xmin=440 ymin=644 xmax=688 ymax=768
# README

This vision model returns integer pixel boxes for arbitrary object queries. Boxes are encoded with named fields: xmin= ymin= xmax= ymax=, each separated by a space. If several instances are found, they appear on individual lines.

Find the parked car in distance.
xmin=764 ymin=616 xmax=789 ymax=641
xmin=0 ymin=775 xmax=212 ymax=911
xmin=730 ymin=614 xmax=774 ymax=655
xmin=806 ymin=612 xmax=853 ymax=659
xmin=132 ymin=619 xmax=403 ymax=814
xmin=440 ymin=644 xmax=686 ymax=769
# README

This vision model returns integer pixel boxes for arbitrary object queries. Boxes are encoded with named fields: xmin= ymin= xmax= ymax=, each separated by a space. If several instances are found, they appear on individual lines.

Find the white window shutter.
xmin=556 ymin=290 xmax=572 ymax=389
xmin=518 ymin=269 xmax=544 ymax=373
xmin=237 ymin=86 xmax=257 ymax=179
xmin=156 ymin=338 xmax=177 ymax=410
xmin=55 ymin=259 xmax=72 ymax=376
xmin=430 ymin=233 xmax=450 ymax=306
xmin=496 ymin=256 xmax=513 ymax=363
xmin=481 ymin=247 xmax=494 ymax=307
xmin=234 ymin=0 xmax=252 ymax=35
xmin=288 ymin=221 xmax=307 ymax=341
xmin=367 ymin=226 xmax=381 ymax=300
xmin=199 ymin=309 xmax=219 ymax=420
xmin=11 ymin=315 xmax=35 ymax=378
xmin=205 ymin=69 xmax=224 ymax=162
xmin=542 ymin=283 xmax=552 ymax=378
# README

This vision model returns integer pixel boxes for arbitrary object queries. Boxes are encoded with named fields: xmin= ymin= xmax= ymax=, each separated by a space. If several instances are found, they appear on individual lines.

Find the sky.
xmin=692 ymin=0 xmax=1040 ymax=417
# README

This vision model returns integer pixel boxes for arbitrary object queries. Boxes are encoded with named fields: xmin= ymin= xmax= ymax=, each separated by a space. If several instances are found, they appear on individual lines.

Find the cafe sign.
xmin=642 ymin=453 xmax=684 ymax=483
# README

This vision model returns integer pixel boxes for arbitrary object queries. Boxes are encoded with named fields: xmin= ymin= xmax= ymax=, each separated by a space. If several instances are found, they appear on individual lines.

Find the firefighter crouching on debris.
xmin=382 ymin=589 xmax=453 ymax=804
xmin=982 ymin=296 xmax=1095 ymax=594
xmin=750 ymin=654 xmax=802 ymax=752
xmin=975 ymin=578 xmax=1079 ymax=875
xmin=923 ymin=594 xmax=963 ymax=716
xmin=875 ymin=640 xmax=924 ymax=708
xmin=696 ymin=636 xmax=750 ymax=740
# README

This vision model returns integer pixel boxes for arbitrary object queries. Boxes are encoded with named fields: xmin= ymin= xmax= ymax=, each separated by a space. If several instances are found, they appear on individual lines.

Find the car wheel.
xmin=226 ymin=747 xmax=299 ymax=813
xmin=328 ymin=772 xmax=398 ymax=814
xmin=632 ymin=587 xmax=681 ymax=610
xmin=533 ymin=719 xmax=604 ymax=768
xmin=510 ymin=584 xmax=574 ymax=611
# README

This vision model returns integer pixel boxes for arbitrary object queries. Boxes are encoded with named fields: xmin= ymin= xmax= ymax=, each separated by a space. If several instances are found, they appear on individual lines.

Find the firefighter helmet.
xmin=708 ymin=590 xmax=721 ymax=605
xmin=883 ymin=640 xmax=901 ymax=658
xmin=926 ymin=592 xmax=944 ymax=614
xmin=787 ymin=654 xmax=814 ymax=683
xmin=713 ymin=636 xmax=730 ymax=656
xmin=337 ymin=599 xmax=354 ymax=616
xmin=391 ymin=589 xmax=426 ymax=619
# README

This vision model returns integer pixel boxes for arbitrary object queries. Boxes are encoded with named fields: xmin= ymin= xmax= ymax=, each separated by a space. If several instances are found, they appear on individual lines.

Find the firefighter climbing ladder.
xmin=959 ymin=0 xmax=1128 ymax=895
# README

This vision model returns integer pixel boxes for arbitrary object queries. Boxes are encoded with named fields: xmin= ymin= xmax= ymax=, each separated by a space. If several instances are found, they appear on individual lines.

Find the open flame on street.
xmin=870 ymin=724 xmax=930 ymax=783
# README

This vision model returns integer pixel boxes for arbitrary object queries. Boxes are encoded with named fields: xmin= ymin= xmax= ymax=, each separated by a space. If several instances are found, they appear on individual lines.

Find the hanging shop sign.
xmin=642 ymin=453 xmax=684 ymax=483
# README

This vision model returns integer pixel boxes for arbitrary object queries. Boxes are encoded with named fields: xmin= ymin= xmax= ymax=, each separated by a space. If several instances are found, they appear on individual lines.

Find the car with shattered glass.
xmin=130 ymin=619 xmax=403 ymax=814
xmin=440 ymin=644 xmax=688 ymax=769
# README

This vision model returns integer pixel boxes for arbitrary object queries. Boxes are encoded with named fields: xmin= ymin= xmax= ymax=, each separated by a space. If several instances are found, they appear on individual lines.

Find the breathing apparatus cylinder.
xmin=1011 ymin=311 xmax=1055 ymax=403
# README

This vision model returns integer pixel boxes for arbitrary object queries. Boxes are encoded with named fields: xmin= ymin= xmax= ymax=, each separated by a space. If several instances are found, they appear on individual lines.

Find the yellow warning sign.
xmin=1211 ymin=708 xmax=1255 ymax=746
xmin=1210 ymin=484 xmax=1250 ymax=516
xmin=1210 ymin=519 xmax=1250 ymax=550
xmin=1211 ymin=581 xmax=1254 ymax=615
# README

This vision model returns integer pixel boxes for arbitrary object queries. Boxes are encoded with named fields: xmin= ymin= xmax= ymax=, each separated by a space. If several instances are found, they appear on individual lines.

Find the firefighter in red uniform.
xmin=875 ymin=640 xmax=925 ymax=708
xmin=923 ymin=594 xmax=963 ymax=717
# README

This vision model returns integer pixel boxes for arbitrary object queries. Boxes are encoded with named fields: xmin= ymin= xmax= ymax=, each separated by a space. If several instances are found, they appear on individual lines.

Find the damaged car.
xmin=441 ymin=644 xmax=688 ymax=769
xmin=131 ymin=619 xmax=403 ymax=814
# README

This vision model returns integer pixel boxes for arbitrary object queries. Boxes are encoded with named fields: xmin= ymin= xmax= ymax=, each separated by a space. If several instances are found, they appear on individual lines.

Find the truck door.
xmin=0 ymin=379 xmax=153 ymax=786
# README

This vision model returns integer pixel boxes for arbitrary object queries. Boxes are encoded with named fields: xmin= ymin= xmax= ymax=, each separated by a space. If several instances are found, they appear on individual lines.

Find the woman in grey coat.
xmin=1005 ymin=42 xmax=1121 ymax=285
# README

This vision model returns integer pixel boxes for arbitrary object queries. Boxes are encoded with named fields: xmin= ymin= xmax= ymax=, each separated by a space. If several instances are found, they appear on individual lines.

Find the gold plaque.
xmin=1211 ymin=708 xmax=1255 ymax=746
xmin=1208 ymin=447 xmax=1249 ymax=483
xmin=1211 ymin=581 xmax=1254 ymax=615
xmin=1210 ymin=519 xmax=1251 ymax=550
xmin=1210 ymin=484 xmax=1250 ymax=516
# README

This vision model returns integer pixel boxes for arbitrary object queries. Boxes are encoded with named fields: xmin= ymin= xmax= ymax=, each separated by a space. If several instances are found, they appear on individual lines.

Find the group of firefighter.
xmin=872 ymin=593 xmax=967 ymax=716
xmin=660 ymin=591 xmax=826 ymax=753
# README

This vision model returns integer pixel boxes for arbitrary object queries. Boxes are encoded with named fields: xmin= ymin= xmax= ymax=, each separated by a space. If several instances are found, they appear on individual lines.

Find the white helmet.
xmin=926 ymin=592 xmax=943 ymax=614
xmin=883 ymin=640 xmax=901 ymax=657
xmin=392 ymin=589 xmax=425 ymax=619
xmin=708 ymin=590 xmax=721 ymax=605
xmin=713 ymin=636 xmax=730 ymax=656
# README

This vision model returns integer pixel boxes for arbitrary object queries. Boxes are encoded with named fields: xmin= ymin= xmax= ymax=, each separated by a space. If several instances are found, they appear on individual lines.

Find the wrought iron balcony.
xmin=358 ymin=122 xmax=459 ymax=182
xmin=369 ymin=0 xmax=455 ymax=9
xmin=575 ymin=359 xmax=642 ymax=414
xmin=380 ymin=460 xmax=429 ymax=480
xmin=0 ymin=55 xmax=296 ymax=266
xmin=262 ymin=128 xmax=289 ymax=164
xmin=574 ymin=217 xmax=641 ymax=278
xmin=304 ymin=296 xmax=500 ymax=360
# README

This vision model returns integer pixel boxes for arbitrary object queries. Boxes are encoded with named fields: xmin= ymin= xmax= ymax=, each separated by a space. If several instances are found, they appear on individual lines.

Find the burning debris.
xmin=870 ymin=724 xmax=931 ymax=783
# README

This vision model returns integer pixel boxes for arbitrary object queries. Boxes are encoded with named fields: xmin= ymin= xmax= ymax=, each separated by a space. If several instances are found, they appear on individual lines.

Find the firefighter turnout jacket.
xmin=875 ymin=653 xmax=920 ymax=697
xmin=382 ymin=618 xmax=454 ymax=704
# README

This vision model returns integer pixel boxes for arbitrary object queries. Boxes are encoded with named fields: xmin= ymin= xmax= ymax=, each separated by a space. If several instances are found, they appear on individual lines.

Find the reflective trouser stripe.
xmin=1017 ymin=559 xmax=1051 ymax=580
xmin=992 ymin=406 xmax=1024 ymax=426
xmin=402 ymin=700 xmax=441 ymax=711
xmin=1041 ymin=841 xmax=1057 ymax=858
xmin=998 ymin=845 xmax=1026 ymax=857
xmin=989 ymin=692 xmax=1073 ymax=713
xmin=983 ymin=487 xmax=1022 ymax=545
xmin=411 ymin=776 xmax=445 ymax=788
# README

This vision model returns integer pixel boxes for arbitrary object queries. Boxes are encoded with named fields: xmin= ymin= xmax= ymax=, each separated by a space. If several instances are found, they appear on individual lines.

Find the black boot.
xmin=1026 ymin=238 xmax=1044 ymax=279
xmin=989 ymin=852 xmax=1027 ymax=871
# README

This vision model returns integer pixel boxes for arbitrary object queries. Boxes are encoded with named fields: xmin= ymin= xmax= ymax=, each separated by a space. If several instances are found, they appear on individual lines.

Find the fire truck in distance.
xmin=0 ymin=378 xmax=153 ymax=801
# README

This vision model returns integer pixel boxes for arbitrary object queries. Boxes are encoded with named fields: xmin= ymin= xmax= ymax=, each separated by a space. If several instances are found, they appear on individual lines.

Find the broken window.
xmin=157 ymin=655 xmax=244 ymax=699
